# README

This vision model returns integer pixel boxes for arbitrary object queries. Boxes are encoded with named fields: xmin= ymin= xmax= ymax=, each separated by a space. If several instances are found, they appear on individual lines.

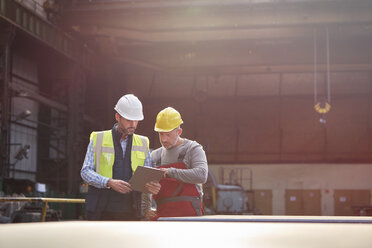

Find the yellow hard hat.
xmin=154 ymin=107 xmax=183 ymax=132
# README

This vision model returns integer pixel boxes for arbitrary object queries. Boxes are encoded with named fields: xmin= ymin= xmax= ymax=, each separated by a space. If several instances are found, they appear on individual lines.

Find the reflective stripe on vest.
xmin=131 ymin=134 xmax=149 ymax=173
xmin=90 ymin=130 xmax=149 ymax=178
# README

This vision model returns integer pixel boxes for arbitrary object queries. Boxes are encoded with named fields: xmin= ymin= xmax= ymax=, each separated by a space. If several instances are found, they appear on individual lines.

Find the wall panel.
xmin=237 ymin=74 xmax=280 ymax=96
xmin=326 ymin=97 xmax=369 ymax=156
xmin=208 ymin=75 xmax=237 ymax=97
xmin=331 ymin=72 xmax=371 ymax=95
xmin=285 ymin=189 xmax=321 ymax=215
xmin=152 ymin=74 xmax=194 ymax=97
xmin=137 ymin=70 xmax=372 ymax=163
xmin=125 ymin=74 xmax=154 ymax=98
xmin=334 ymin=189 xmax=371 ymax=216
xmin=249 ymin=189 xmax=273 ymax=215
xmin=281 ymin=98 xmax=324 ymax=153
xmin=237 ymin=98 xmax=280 ymax=157
xmin=281 ymin=73 xmax=326 ymax=96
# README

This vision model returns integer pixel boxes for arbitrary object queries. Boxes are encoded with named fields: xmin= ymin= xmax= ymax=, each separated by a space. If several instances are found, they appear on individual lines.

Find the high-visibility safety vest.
xmin=90 ymin=130 xmax=149 ymax=178
xmin=153 ymin=162 xmax=202 ymax=219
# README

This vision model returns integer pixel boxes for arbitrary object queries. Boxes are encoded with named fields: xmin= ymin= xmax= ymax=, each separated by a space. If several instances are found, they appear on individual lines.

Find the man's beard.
xmin=118 ymin=126 xmax=135 ymax=135
xmin=162 ymin=136 xmax=179 ymax=150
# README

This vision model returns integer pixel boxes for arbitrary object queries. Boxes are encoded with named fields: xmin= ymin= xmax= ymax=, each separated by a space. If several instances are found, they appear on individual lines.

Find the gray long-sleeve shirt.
xmin=151 ymin=138 xmax=208 ymax=192
xmin=142 ymin=138 xmax=208 ymax=214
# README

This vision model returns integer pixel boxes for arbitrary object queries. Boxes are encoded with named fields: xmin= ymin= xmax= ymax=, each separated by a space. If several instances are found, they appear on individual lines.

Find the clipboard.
xmin=129 ymin=166 xmax=165 ymax=193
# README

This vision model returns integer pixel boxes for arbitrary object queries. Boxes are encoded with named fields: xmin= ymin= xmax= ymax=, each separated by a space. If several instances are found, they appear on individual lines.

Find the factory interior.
xmin=1 ymin=0 xmax=372 ymax=222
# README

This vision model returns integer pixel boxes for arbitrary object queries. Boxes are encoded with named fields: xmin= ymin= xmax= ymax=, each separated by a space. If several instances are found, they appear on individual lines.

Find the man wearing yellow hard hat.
xmin=144 ymin=107 xmax=208 ymax=220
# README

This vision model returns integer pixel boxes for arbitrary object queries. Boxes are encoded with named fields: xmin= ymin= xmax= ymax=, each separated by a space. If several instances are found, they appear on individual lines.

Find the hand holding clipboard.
xmin=129 ymin=166 xmax=165 ymax=193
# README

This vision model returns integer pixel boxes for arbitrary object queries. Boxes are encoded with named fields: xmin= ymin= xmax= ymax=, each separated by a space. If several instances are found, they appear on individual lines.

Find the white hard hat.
xmin=114 ymin=94 xmax=144 ymax=121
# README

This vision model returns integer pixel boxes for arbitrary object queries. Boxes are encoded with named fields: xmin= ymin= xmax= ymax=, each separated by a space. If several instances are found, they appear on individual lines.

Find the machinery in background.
xmin=11 ymin=202 xmax=61 ymax=223
xmin=203 ymin=167 xmax=257 ymax=215
xmin=0 ymin=181 xmax=61 ymax=223
xmin=0 ymin=180 xmax=79 ymax=223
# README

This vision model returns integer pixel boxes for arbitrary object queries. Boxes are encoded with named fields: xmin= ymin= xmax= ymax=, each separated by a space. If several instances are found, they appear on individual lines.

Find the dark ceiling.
xmin=59 ymin=0 xmax=372 ymax=75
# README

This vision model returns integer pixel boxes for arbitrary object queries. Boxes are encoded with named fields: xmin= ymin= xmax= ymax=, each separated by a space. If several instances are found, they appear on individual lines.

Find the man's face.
xmin=116 ymin=113 xmax=138 ymax=135
xmin=159 ymin=128 xmax=180 ymax=150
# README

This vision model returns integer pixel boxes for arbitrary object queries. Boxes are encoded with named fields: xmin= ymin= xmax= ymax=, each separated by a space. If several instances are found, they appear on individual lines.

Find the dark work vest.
xmin=106 ymin=125 xmax=133 ymax=212
xmin=85 ymin=125 xmax=134 ymax=216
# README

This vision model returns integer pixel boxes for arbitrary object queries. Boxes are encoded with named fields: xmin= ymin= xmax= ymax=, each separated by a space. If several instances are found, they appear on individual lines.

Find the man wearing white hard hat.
xmin=81 ymin=94 xmax=161 ymax=220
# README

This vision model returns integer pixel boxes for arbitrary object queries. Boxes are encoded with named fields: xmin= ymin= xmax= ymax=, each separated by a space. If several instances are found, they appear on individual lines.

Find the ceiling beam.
xmin=116 ymin=60 xmax=372 ymax=75
xmin=80 ymin=24 xmax=372 ymax=43
xmin=202 ymin=63 xmax=372 ymax=75
xmin=62 ymin=0 xmax=372 ymax=31
xmin=62 ymin=0 xmax=371 ymax=14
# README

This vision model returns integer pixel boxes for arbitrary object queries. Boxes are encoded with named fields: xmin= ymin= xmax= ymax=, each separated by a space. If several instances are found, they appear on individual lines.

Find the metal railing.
xmin=14 ymin=0 xmax=47 ymax=19
xmin=0 ymin=197 xmax=85 ymax=222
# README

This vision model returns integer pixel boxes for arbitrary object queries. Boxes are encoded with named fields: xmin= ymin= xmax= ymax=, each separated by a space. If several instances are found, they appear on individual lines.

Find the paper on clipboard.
xmin=129 ymin=166 xmax=165 ymax=193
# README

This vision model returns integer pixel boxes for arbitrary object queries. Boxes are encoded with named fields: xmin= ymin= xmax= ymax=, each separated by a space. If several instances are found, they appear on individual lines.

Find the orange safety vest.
xmin=153 ymin=162 xmax=202 ymax=219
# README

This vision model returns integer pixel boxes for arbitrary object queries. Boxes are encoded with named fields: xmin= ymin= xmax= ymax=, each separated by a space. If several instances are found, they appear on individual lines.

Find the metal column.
xmin=0 ymin=24 xmax=15 ymax=179
xmin=66 ymin=64 xmax=86 ymax=195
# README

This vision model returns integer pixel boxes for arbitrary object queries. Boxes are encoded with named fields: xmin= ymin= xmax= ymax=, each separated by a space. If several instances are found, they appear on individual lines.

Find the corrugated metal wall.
xmin=121 ymin=71 xmax=372 ymax=163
